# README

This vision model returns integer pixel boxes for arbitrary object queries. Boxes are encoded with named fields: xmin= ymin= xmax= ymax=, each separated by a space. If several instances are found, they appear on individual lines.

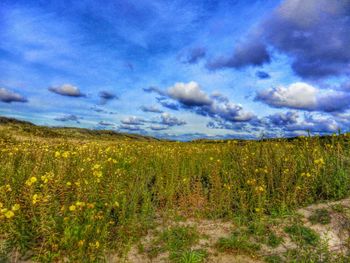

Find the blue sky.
xmin=1 ymin=0 xmax=350 ymax=140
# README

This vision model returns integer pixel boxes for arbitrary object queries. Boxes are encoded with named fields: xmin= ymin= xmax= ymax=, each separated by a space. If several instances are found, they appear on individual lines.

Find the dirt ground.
xmin=115 ymin=198 xmax=350 ymax=263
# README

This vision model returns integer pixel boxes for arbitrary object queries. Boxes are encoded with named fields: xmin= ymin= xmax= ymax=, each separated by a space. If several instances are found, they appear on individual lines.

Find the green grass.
xmin=284 ymin=224 xmax=320 ymax=246
xmin=216 ymin=231 xmax=261 ymax=254
xmin=148 ymin=226 xmax=202 ymax=262
xmin=170 ymin=249 xmax=207 ymax=263
xmin=308 ymin=209 xmax=331 ymax=225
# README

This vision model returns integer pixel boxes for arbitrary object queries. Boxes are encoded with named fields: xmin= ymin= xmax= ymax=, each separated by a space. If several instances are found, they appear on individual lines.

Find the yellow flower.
xmin=69 ymin=205 xmax=76 ymax=211
xmin=5 ymin=184 xmax=12 ymax=192
xmin=11 ymin=204 xmax=20 ymax=211
xmin=55 ymin=151 xmax=60 ymax=158
xmin=5 ymin=210 xmax=15 ymax=219
xmin=62 ymin=151 xmax=69 ymax=158
xmin=26 ymin=176 xmax=38 ymax=186
xmin=76 ymin=201 xmax=86 ymax=207
xmin=93 ymin=170 xmax=103 ymax=178
xmin=95 ymin=241 xmax=100 ymax=248
xmin=78 ymin=240 xmax=85 ymax=247
xmin=93 ymin=164 xmax=101 ymax=170
xmin=66 ymin=182 xmax=72 ymax=186
xmin=32 ymin=194 xmax=39 ymax=204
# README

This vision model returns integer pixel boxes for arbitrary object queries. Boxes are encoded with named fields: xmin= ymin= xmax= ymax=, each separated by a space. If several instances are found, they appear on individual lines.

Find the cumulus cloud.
xmin=167 ymin=81 xmax=212 ymax=107
xmin=140 ymin=105 xmax=163 ymax=113
xmin=159 ymin=113 xmax=186 ymax=126
xmin=156 ymin=97 xmax=180 ymax=111
xmin=256 ymin=82 xmax=317 ymax=110
xmin=149 ymin=125 xmax=169 ymax=131
xmin=99 ymin=91 xmax=118 ymax=104
xmin=49 ymin=84 xmax=85 ymax=97
xmin=256 ymin=82 xmax=350 ymax=112
xmin=208 ymin=0 xmax=350 ymax=79
xmin=146 ymin=81 xmax=254 ymax=124
xmin=285 ymin=113 xmax=340 ymax=133
xmin=207 ymin=40 xmax=270 ymax=70
xmin=54 ymin=114 xmax=81 ymax=123
xmin=119 ymin=124 xmax=144 ymax=131
xmin=0 ymin=88 xmax=27 ymax=103
xmin=98 ymin=121 xmax=114 ymax=126
xmin=268 ymin=111 xmax=299 ymax=126
xmin=121 ymin=116 xmax=146 ymax=125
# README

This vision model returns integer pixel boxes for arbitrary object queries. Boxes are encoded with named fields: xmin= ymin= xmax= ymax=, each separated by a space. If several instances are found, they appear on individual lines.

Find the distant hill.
xmin=0 ymin=116 xmax=160 ymax=142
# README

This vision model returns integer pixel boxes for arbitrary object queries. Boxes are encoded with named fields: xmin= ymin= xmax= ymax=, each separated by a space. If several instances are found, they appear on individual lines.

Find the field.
xmin=1 ymin=117 xmax=350 ymax=262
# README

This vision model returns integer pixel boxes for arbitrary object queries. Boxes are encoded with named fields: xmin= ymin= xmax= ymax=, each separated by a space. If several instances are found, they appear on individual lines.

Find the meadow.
xmin=1 ymin=118 xmax=350 ymax=262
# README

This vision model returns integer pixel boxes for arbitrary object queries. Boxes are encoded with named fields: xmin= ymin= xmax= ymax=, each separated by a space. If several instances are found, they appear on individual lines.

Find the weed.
xmin=216 ymin=231 xmax=261 ymax=254
xmin=284 ymin=224 xmax=320 ymax=246
xmin=170 ymin=249 xmax=207 ymax=263
xmin=308 ymin=209 xmax=331 ymax=225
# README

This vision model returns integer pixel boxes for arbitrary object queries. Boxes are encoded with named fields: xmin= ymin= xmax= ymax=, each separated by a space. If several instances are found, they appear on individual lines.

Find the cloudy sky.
xmin=1 ymin=0 xmax=350 ymax=140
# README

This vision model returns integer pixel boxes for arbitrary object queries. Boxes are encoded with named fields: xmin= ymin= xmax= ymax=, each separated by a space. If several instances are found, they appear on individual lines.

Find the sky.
xmin=1 ymin=0 xmax=350 ymax=140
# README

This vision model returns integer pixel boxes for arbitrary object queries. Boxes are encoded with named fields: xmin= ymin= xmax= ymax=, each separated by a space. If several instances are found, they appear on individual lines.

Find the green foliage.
xmin=266 ymin=233 xmax=283 ymax=248
xmin=170 ymin=249 xmax=207 ymax=263
xmin=148 ymin=226 xmax=201 ymax=261
xmin=284 ymin=225 xmax=320 ymax=246
xmin=308 ymin=209 xmax=331 ymax=225
xmin=264 ymin=254 xmax=283 ymax=263
xmin=216 ymin=231 xmax=261 ymax=254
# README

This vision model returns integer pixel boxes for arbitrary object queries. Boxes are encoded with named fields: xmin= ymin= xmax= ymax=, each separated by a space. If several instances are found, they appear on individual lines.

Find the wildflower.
xmin=5 ymin=184 xmax=12 ymax=192
xmin=95 ymin=241 xmax=100 ymax=248
xmin=93 ymin=170 xmax=103 ymax=178
xmin=66 ymin=182 xmax=72 ymax=186
xmin=5 ymin=210 xmax=15 ymax=219
xmin=41 ymin=175 xmax=49 ymax=183
xmin=11 ymin=204 xmax=20 ymax=211
xmin=26 ymin=176 xmax=38 ymax=186
xmin=92 ymin=164 xmax=101 ymax=170
xmin=301 ymin=172 xmax=311 ymax=177
xmin=255 ymin=208 xmax=261 ymax=213
xmin=62 ymin=151 xmax=69 ymax=158
xmin=87 ymin=203 xmax=95 ymax=209
xmin=55 ymin=151 xmax=60 ymax=158
xmin=255 ymin=186 xmax=265 ymax=193
xmin=76 ymin=201 xmax=86 ymax=207
xmin=69 ymin=205 xmax=76 ymax=211
xmin=32 ymin=194 xmax=39 ymax=204
xmin=314 ymin=158 xmax=325 ymax=166
xmin=78 ymin=240 xmax=85 ymax=247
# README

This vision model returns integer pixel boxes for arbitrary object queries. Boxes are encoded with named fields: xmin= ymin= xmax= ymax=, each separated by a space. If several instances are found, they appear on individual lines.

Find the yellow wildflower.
xmin=32 ymin=194 xmax=39 ymax=204
xmin=5 ymin=210 xmax=15 ymax=219
xmin=11 ymin=204 xmax=20 ymax=211
xmin=69 ymin=205 xmax=76 ymax=211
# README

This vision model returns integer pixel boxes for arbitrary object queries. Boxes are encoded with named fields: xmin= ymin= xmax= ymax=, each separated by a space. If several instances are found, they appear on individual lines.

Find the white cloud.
xmin=167 ymin=81 xmax=212 ymax=106
xmin=256 ymin=82 xmax=350 ymax=112
xmin=48 ymin=84 xmax=85 ymax=97
xmin=0 ymin=87 xmax=27 ymax=103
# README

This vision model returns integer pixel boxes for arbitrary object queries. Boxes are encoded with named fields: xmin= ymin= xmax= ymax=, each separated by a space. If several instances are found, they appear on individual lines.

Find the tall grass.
xmin=0 ymin=134 xmax=349 ymax=261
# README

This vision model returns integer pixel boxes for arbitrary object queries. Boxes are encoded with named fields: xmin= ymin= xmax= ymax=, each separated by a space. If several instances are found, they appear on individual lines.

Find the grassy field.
xmin=1 ymin=117 xmax=350 ymax=262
